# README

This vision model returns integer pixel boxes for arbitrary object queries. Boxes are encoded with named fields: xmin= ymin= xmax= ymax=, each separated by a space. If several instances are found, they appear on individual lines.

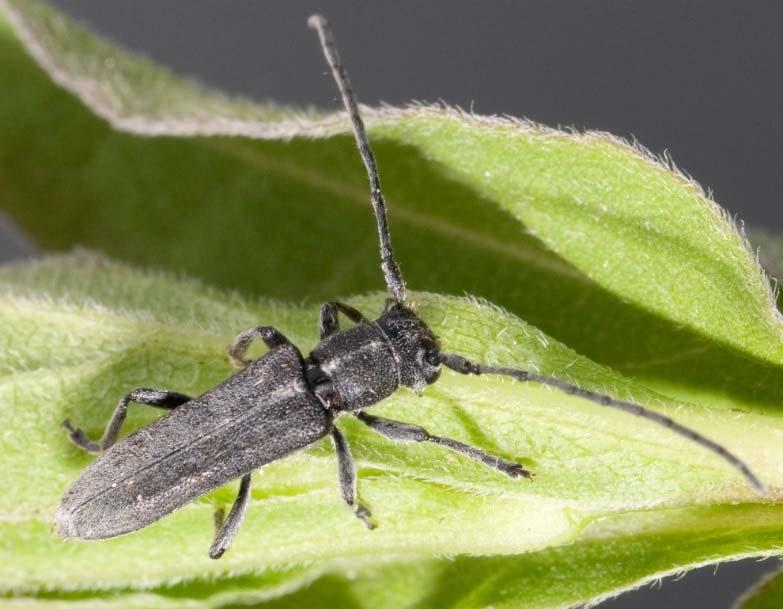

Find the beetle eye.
xmin=425 ymin=350 xmax=440 ymax=367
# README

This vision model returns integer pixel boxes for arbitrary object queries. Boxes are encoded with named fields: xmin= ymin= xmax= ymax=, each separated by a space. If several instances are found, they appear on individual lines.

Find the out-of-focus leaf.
xmin=2 ymin=0 xmax=783 ymax=421
xmin=733 ymin=565 xmax=783 ymax=609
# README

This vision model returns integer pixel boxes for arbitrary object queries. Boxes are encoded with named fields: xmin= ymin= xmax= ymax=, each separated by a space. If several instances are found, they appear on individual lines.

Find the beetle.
xmin=56 ymin=14 xmax=766 ymax=560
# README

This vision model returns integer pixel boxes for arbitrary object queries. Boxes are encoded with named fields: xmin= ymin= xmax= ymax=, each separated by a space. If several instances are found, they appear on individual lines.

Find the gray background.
xmin=3 ymin=1 xmax=783 ymax=607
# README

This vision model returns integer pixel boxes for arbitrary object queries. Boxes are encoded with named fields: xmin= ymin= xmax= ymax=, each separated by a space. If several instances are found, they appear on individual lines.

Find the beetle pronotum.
xmin=56 ymin=14 xmax=765 ymax=560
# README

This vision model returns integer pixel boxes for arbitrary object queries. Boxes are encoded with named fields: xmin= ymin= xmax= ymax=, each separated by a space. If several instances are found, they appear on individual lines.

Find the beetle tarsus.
xmin=355 ymin=504 xmax=375 ymax=530
xmin=228 ymin=326 xmax=291 ymax=368
xmin=63 ymin=419 xmax=101 ymax=454
xmin=503 ymin=462 xmax=534 ymax=479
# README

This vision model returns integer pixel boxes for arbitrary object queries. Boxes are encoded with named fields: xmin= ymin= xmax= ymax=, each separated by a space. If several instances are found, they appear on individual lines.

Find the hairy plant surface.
xmin=1 ymin=1 xmax=782 ymax=607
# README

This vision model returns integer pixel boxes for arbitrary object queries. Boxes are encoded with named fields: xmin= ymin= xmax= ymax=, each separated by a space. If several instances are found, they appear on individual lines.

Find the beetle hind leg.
xmin=63 ymin=388 xmax=192 ymax=454
xmin=331 ymin=427 xmax=375 ymax=529
xmin=210 ymin=473 xmax=252 ymax=559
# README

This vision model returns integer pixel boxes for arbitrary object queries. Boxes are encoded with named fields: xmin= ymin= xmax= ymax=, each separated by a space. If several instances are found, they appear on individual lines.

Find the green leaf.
xmin=1 ymin=253 xmax=781 ymax=607
xmin=750 ymin=229 xmax=783 ymax=289
xmin=729 ymin=234 xmax=783 ymax=609
xmin=238 ymin=504 xmax=783 ymax=609
xmin=3 ymin=2 xmax=783 ymax=607
xmin=8 ymin=504 xmax=783 ymax=609
xmin=734 ymin=566 xmax=783 ymax=609
xmin=3 ymin=0 xmax=783 ymax=422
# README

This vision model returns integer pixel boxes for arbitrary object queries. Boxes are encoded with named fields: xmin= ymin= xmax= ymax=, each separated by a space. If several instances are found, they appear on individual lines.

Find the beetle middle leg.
xmin=319 ymin=302 xmax=369 ymax=339
xmin=63 ymin=388 xmax=192 ymax=454
xmin=209 ymin=473 xmax=252 ymax=559
xmin=331 ymin=427 xmax=375 ymax=529
xmin=355 ymin=411 xmax=532 ymax=479
xmin=228 ymin=326 xmax=291 ymax=368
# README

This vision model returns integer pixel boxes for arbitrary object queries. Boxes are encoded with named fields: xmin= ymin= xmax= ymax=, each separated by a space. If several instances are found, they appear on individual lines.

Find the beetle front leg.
xmin=331 ymin=427 xmax=375 ymax=529
xmin=63 ymin=388 xmax=192 ymax=454
xmin=209 ymin=473 xmax=252 ymax=559
xmin=355 ymin=411 xmax=532 ymax=479
xmin=318 ymin=302 xmax=370 ymax=339
xmin=228 ymin=326 xmax=291 ymax=368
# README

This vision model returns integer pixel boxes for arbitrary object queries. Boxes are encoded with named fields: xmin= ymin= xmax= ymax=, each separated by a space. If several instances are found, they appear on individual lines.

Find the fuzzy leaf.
xmin=3 ymin=2 xmax=783 ymax=607
xmin=729 ymin=230 xmax=783 ymax=609
xmin=2 ymin=0 xmax=783 ymax=422
xmin=734 ymin=566 xmax=783 ymax=609
xmin=750 ymin=229 xmax=783 ymax=290
xmin=0 ymin=254 xmax=782 ymax=608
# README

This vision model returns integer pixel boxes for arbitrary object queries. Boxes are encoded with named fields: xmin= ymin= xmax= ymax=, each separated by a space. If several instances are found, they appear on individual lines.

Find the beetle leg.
xmin=355 ymin=411 xmax=532 ymax=479
xmin=319 ymin=303 xmax=339 ymax=338
xmin=319 ymin=302 xmax=370 ymax=339
xmin=63 ymin=388 xmax=192 ymax=454
xmin=331 ymin=427 xmax=375 ymax=529
xmin=228 ymin=326 xmax=291 ymax=368
xmin=209 ymin=473 xmax=252 ymax=559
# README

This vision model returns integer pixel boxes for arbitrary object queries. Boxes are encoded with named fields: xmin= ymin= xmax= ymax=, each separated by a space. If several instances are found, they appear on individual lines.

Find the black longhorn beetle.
xmin=56 ymin=14 xmax=766 ymax=560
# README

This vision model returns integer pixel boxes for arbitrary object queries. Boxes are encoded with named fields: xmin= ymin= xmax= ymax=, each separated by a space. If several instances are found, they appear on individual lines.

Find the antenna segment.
xmin=440 ymin=353 xmax=767 ymax=495
xmin=308 ymin=14 xmax=407 ymax=303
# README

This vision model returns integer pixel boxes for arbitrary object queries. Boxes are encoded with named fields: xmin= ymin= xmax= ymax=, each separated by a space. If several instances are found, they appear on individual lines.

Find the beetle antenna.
xmin=440 ymin=353 xmax=767 ymax=495
xmin=308 ymin=14 xmax=407 ymax=303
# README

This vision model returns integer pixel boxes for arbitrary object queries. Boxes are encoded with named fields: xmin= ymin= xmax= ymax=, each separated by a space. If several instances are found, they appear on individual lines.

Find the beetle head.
xmin=377 ymin=303 xmax=441 ymax=391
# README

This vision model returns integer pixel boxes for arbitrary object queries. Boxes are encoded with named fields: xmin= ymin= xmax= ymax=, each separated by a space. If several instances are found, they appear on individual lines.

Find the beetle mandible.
xmin=56 ymin=14 xmax=766 ymax=559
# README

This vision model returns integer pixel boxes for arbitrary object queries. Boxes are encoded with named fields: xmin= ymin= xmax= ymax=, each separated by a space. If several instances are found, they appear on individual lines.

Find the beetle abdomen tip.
xmin=54 ymin=505 xmax=78 ymax=539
